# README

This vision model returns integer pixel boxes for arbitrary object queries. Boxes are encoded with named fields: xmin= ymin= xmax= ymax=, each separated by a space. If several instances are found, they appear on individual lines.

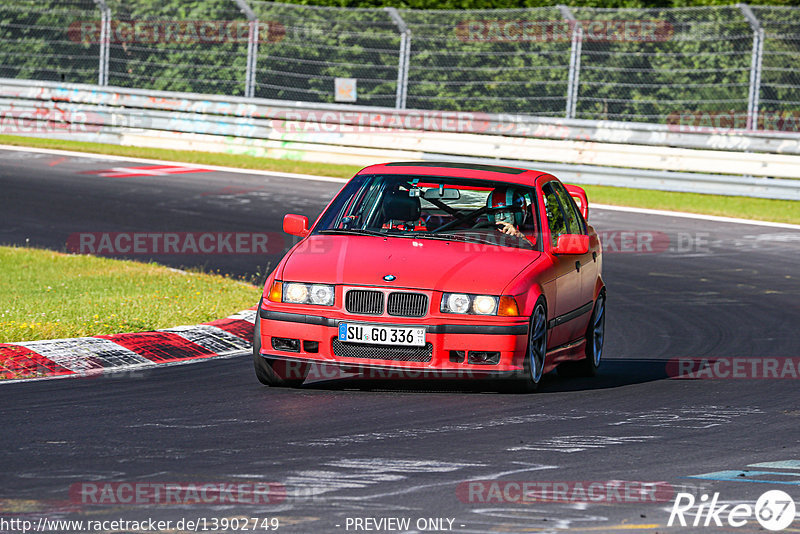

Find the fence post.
xmin=93 ymin=0 xmax=111 ymax=86
xmin=739 ymin=4 xmax=763 ymax=130
xmin=233 ymin=0 xmax=258 ymax=98
xmin=558 ymin=5 xmax=582 ymax=120
xmin=385 ymin=7 xmax=411 ymax=110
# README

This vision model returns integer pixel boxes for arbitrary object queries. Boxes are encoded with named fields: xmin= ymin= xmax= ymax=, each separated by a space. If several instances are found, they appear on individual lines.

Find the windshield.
xmin=313 ymin=174 xmax=541 ymax=250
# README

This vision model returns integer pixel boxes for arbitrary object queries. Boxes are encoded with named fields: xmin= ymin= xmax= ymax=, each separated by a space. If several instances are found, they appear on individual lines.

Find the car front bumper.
xmin=257 ymin=308 xmax=530 ymax=378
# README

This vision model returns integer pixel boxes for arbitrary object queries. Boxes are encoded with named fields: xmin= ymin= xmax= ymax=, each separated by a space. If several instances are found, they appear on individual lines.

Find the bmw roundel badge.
xmin=383 ymin=274 xmax=396 ymax=281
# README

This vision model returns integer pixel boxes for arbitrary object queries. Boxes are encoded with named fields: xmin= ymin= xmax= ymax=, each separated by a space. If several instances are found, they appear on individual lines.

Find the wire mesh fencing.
xmin=101 ymin=0 xmax=251 ymax=96
xmin=398 ymin=7 xmax=572 ymax=116
xmin=247 ymin=2 xmax=402 ymax=107
xmin=1 ymin=0 xmax=798 ymax=131
xmin=570 ymin=6 xmax=753 ymax=124
xmin=752 ymin=6 xmax=800 ymax=127
xmin=0 ymin=0 xmax=102 ymax=85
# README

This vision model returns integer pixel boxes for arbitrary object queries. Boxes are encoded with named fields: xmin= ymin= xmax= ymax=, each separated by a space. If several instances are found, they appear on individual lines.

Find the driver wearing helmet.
xmin=487 ymin=186 xmax=535 ymax=243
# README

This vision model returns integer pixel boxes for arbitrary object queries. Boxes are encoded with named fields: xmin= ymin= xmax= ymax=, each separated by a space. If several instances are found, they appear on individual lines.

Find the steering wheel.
xmin=432 ymin=206 xmax=488 ymax=233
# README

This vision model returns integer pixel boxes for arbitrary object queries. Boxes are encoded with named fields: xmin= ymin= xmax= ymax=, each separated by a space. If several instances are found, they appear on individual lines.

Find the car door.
xmin=541 ymin=181 xmax=585 ymax=348
xmin=550 ymin=181 xmax=595 ymax=340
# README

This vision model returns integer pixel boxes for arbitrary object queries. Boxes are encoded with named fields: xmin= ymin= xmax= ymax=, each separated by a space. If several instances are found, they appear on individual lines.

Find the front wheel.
xmin=514 ymin=299 xmax=548 ymax=393
xmin=253 ymin=308 xmax=307 ymax=387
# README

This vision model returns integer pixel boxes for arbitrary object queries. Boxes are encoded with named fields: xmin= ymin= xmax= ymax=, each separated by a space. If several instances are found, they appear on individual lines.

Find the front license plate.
xmin=338 ymin=323 xmax=426 ymax=347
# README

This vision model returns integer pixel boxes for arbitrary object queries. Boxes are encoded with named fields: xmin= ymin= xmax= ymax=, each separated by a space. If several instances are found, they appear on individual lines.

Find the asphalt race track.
xmin=1 ymin=147 xmax=799 ymax=533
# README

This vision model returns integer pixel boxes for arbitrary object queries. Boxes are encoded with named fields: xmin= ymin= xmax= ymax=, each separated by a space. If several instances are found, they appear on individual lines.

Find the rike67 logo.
xmin=668 ymin=489 xmax=796 ymax=531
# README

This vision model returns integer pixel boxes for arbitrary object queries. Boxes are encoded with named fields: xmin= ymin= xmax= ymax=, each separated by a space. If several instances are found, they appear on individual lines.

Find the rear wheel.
xmin=253 ymin=305 xmax=307 ymax=387
xmin=558 ymin=290 xmax=605 ymax=378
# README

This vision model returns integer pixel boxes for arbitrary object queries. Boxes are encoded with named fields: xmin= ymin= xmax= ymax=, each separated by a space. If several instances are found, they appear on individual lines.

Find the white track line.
xmin=0 ymin=144 xmax=348 ymax=183
xmin=592 ymin=204 xmax=800 ymax=230
xmin=1 ymin=144 xmax=797 ymax=228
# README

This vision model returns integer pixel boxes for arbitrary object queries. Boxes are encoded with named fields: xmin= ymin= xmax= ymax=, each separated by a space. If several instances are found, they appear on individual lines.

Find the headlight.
xmin=309 ymin=284 xmax=334 ymax=306
xmin=441 ymin=293 xmax=509 ymax=315
xmin=445 ymin=293 xmax=471 ymax=314
xmin=281 ymin=282 xmax=335 ymax=306
xmin=472 ymin=295 xmax=498 ymax=315
xmin=284 ymin=283 xmax=309 ymax=303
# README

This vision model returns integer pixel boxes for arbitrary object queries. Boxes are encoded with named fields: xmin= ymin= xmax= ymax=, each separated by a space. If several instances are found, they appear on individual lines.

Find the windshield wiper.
xmin=318 ymin=228 xmax=386 ymax=237
xmin=415 ymin=231 xmax=533 ymax=249
xmin=412 ymin=232 xmax=495 ymax=246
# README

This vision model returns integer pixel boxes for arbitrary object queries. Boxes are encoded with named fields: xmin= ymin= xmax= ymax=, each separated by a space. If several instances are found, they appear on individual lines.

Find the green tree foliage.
xmin=1 ymin=0 xmax=798 ymax=125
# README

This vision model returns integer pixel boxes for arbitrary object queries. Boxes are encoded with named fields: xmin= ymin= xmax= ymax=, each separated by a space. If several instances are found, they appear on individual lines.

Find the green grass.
xmin=0 ymin=134 xmax=797 ymax=224
xmin=0 ymin=246 xmax=260 ymax=343
xmin=582 ymin=185 xmax=799 ymax=225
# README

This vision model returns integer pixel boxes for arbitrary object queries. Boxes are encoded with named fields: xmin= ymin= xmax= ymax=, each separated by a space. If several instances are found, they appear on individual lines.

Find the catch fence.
xmin=1 ymin=1 xmax=799 ymax=129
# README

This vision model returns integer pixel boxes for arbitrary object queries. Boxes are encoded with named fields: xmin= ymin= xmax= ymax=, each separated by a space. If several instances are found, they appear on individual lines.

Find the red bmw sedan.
xmin=254 ymin=162 xmax=605 ymax=392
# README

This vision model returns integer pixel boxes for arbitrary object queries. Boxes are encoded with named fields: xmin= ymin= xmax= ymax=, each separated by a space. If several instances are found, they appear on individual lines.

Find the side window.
xmin=552 ymin=182 xmax=586 ymax=235
xmin=542 ymin=183 xmax=568 ymax=248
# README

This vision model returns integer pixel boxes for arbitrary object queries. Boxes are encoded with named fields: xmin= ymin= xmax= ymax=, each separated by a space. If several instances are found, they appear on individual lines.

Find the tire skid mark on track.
xmin=507 ymin=435 xmax=657 ymax=453
xmin=607 ymin=406 xmax=764 ymax=429
xmin=289 ymin=413 xmax=586 ymax=447
xmin=273 ymin=457 xmax=561 ymax=526
xmin=329 ymin=462 xmax=559 ymax=503
xmin=281 ymin=459 xmax=490 ymax=501
xmin=0 ymin=309 xmax=255 ymax=382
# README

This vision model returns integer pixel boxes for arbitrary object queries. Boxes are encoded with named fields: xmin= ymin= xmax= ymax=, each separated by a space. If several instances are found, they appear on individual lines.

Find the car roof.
xmin=357 ymin=161 xmax=553 ymax=186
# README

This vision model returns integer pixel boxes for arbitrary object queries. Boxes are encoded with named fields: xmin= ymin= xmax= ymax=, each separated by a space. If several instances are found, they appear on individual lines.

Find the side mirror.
xmin=553 ymin=234 xmax=589 ymax=255
xmin=565 ymin=184 xmax=589 ymax=221
xmin=283 ymin=214 xmax=310 ymax=237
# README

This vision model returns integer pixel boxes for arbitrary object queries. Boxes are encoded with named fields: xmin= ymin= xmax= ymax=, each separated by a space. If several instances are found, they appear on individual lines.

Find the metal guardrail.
xmin=0 ymin=79 xmax=798 ymax=200
xmin=2 ymin=78 xmax=798 ymax=155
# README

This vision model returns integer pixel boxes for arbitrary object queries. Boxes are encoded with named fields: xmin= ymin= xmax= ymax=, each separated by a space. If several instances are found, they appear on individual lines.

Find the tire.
xmin=559 ymin=290 xmax=605 ymax=378
xmin=253 ymin=303 xmax=308 ymax=387
xmin=507 ymin=298 xmax=547 ymax=393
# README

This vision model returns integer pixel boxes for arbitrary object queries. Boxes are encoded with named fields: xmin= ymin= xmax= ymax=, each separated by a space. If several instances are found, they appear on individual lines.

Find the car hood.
xmin=281 ymin=235 xmax=540 ymax=293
